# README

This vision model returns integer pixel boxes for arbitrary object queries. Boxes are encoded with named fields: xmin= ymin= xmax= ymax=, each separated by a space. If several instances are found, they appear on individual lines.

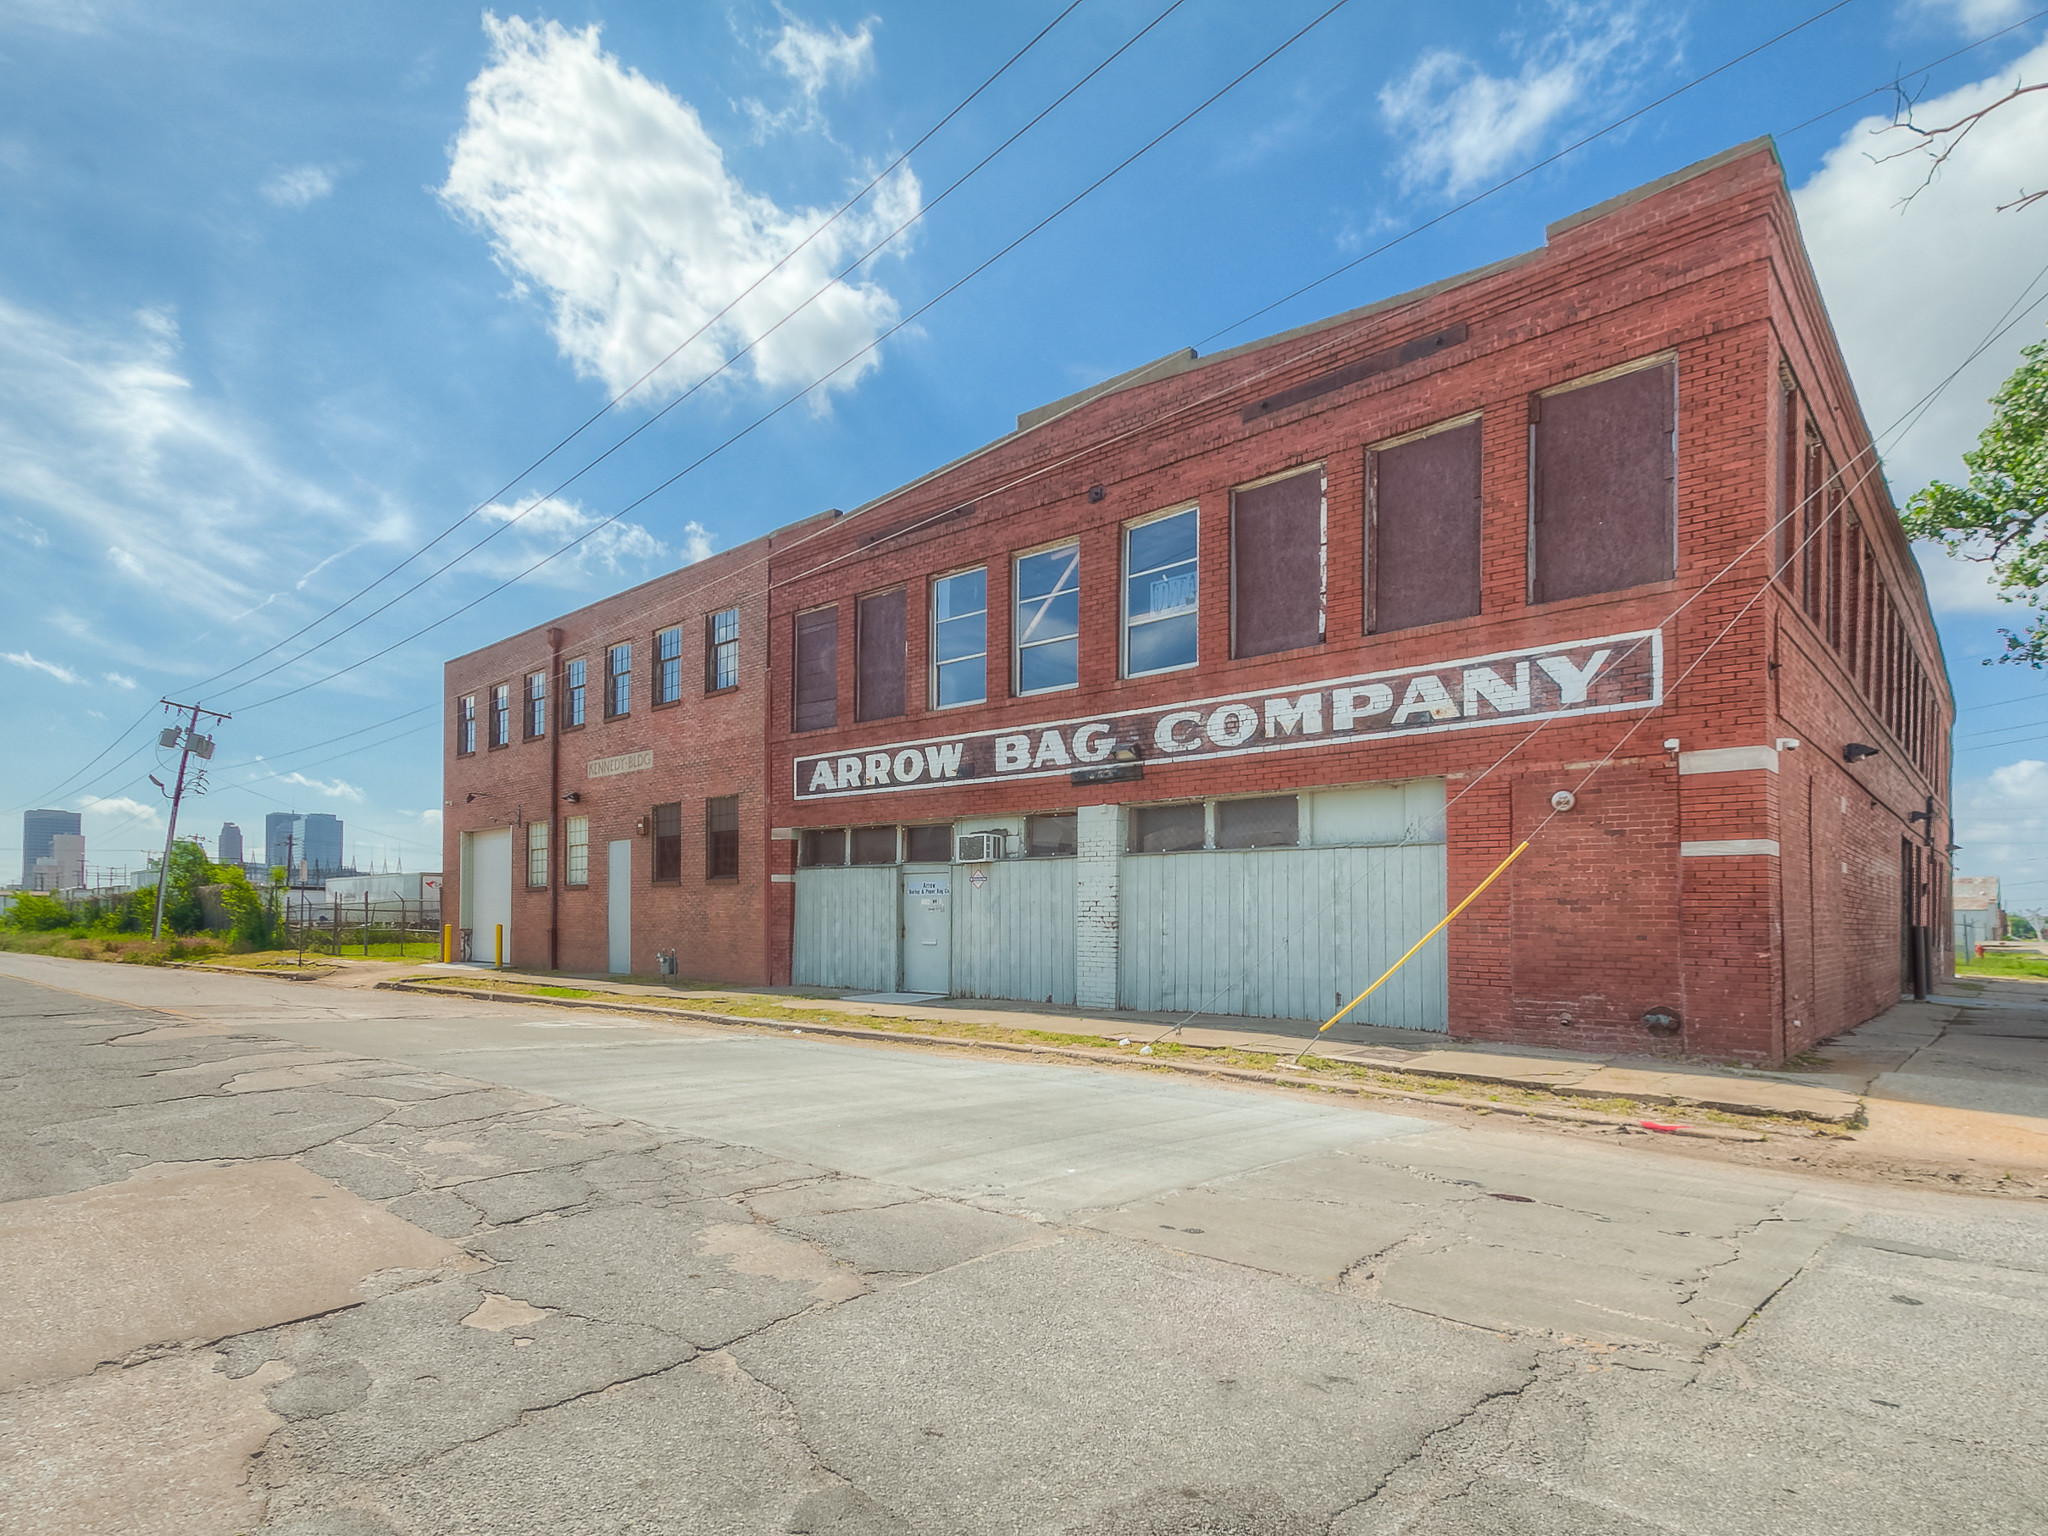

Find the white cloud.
xmin=103 ymin=671 xmax=137 ymax=689
xmin=261 ymin=164 xmax=335 ymax=209
xmin=679 ymin=521 xmax=715 ymax=565
xmin=1793 ymin=39 xmax=2048 ymax=502
xmin=472 ymin=492 xmax=669 ymax=583
xmin=1379 ymin=2 xmax=1660 ymax=195
xmin=76 ymin=793 xmax=162 ymax=831
xmin=1913 ymin=1 xmax=2030 ymax=36
xmin=276 ymin=771 xmax=365 ymax=802
xmin=1955 ymin=757 xmax=2048 ymax=892
xmin=3 ymin=649 xmax=81 ymax=684
xmin=440 ymin=14 xmax=919 ymax=402
xmin=746 ymin=15 xmax=876 ymax=136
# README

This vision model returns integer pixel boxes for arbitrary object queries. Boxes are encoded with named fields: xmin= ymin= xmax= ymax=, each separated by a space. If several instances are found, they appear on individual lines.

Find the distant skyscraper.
xmin=22 ymin=808 xmax=81 ymax=888
xmin=301 ymin=814 xmax=344 ymax=877
xmin=264 ymin=811 xmax=301 ymax=873
xmin=218 ymin=823 xmax=244 ymax=866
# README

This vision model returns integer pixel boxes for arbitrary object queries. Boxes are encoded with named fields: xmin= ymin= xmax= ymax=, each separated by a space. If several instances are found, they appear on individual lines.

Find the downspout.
xmin=547 ymin=626 xmax=563 ymax=972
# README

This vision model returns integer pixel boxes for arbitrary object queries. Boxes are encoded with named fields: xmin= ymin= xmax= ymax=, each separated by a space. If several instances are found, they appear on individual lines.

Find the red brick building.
xmin=446 ymin=139 xmax=1953 ymax=1063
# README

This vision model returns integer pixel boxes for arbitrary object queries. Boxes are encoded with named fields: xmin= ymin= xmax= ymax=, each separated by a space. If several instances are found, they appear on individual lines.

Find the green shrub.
xmin=3 ymin=893 xmax=76 ymax=932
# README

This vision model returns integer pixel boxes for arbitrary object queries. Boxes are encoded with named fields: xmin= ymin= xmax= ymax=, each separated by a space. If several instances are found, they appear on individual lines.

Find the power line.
xmin=227 ymin=0 xmax=1361 ymax=714
xmin=185 ymin=1 xmax=1092 ymax=703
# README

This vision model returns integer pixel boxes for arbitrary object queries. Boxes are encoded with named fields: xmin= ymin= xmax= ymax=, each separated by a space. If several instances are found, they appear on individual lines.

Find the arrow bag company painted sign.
xmin=792 ymin=630 xmax=1661 ymax=801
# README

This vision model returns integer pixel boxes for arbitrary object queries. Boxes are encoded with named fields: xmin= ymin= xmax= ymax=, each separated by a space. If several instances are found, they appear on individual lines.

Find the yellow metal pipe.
xmin=495 ymin=923 xmax=504 ymax=970
xmin=1314 ymin=839 xmax=1531 ymax=1037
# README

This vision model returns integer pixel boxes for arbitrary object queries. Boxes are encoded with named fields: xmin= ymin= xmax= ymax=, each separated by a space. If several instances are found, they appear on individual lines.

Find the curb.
xmin=166 ymin=961 xmax=336 ymax=982
xmin=375 ymin=978 xmax=1781 ymax=1143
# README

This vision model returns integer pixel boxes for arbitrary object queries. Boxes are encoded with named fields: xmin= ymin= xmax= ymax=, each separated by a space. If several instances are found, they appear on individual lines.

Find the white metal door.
xmin=607 ymin=839 xmax=632 ymax=974
xmin=901 ymin=872 xmax=952 ymax=994
xmin=469 ymin=829 xmax=511 ymax=964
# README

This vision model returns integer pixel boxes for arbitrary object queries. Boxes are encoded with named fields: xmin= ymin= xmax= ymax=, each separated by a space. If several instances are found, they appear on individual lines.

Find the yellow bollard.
xmin=495 ymin=924 xmax=504 ymax=970
xmin=441 ymin=924 xmax=452 ymax=963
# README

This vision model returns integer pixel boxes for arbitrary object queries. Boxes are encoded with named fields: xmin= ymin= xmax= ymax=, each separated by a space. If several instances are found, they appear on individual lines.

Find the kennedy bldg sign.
xmin=793 ymin=631 xmax=1662 ymax=801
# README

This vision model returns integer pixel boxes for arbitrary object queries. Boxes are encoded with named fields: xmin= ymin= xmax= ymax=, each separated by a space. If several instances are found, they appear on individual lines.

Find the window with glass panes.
xmin=705 ymin=797 xmax=739 ymax=879
xmin=1024 ymin=813 xmax=1077 ymax=857
xmin=1015 ymin=544 xmax=1079 ymax=694
xmin=526 ymin=820 xmax=549 ymax=886
xmin=654 ymin=627 xmax=682 ymax=704
xmin=525 ymin=671 xmax=547 ymax=738
xmin=606 ymin=643 xmax=632 ymax=717
xmin=491 ymin=684 xmax=511 ymax=747
xmin=1129 ymin=803 xmax=1205 ymax=852
xmin=708 ymin=607 xmax=740 ymax=691
xmin=563 ymin=659 xmax=586 ymax=727
xmin=798 ymin=828 xmax=846 ymax=867
xmin=652 ymin=802 xmax=681 ymax=881
xmin=931 ymin=568 xmax=987 ymax=707
xmin=1124 ymin=508 xmax=1198 ymax=676
xmin=457 ymin=695 xmax=476 ymax=755
xmin=565 ymin=816 xmax=589 ymax=885
xmin=850 ymin=826 xmax=897 ymax=865
xmin=903 ymin=824 xmax=953 ymax=862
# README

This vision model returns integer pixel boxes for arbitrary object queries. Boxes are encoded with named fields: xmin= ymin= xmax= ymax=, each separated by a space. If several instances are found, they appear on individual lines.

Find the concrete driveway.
xmin=2 ymin=952 xmax=2044 ymax=1535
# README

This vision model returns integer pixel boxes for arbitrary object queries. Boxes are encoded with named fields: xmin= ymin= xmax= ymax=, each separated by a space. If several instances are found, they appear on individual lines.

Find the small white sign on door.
xmin=904 ymin=879 xmax=950 ymax=897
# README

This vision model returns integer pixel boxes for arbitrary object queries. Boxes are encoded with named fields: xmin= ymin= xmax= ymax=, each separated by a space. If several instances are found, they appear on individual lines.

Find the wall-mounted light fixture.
xmin=1842 ymin=743 xmax=1881 ymax=763
xmin=561 ymin=791 xmax=581 ymax=803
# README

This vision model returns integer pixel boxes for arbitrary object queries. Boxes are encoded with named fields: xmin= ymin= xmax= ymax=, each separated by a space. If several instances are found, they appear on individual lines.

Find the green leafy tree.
xmin=1905 ymin=337 xmax=2048 ymax=664
xmin=3 ymin=893 xmax=78 ymax=932
xmin=2009 ymin=915 xmax=2038 ymax=941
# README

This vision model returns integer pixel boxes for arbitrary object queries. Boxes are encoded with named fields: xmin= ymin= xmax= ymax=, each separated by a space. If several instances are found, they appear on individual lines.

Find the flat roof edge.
xmin=1545 ymin=136 xmax=1779 ymax=241
xmin=1017 ymin=348 xmax=1200 ymax=432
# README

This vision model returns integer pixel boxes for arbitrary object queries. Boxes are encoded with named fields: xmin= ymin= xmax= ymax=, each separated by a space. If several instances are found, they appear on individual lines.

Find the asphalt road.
xmin=2 ymin=952 xmax=2045 ymax=1535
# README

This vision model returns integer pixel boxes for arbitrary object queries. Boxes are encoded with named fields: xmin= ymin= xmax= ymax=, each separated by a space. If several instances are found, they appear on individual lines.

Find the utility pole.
xmin=149 ymin=699 xmax=230 ymax=941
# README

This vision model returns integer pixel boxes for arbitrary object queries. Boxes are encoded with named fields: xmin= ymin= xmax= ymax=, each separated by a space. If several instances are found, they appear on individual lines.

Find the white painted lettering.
xmin=1032 ymin=730 xmax=1071 ymax=769
xmin=864 ymin=752 xmax=891 ymax=786
xmin=1392 ymin=675 xmax=1459 ymax=724
xmin=893 ymin=749 xmax=925 ymax=782
xmin=1155 ymin=711 xmax=1203 ymax=753
xmin=806 ymin=760 xmax=838 ymax=794
xmin=1264 ymin=693 xmax=1324 ymax=737
xmin=924 ymin=743 xmax=964 ymax=779
xmin=994 ymin=734 xmax=1031 ymax=772
xmin=1462 ymin=662 xmax=1531 ymax=716
xmin=1072 ymin=723 xmax=1115 ymax=763
xmin=1208 ymin=703 xmax=1259 ymax=747
xmin=835 ymin=756 xmax=864 ymax=789
xmin=1536 ymin=648 xmax=1612 ymax=706
xmin=1331 ymin=683 xmax=1394 ymax=731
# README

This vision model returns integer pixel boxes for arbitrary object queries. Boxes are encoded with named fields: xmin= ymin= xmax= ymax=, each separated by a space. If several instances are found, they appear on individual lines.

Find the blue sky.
xmin=2 ymin=0 xmax=2045 ymax=910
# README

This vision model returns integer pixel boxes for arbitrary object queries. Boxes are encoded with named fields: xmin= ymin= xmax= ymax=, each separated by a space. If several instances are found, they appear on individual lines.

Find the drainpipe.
xmin=547 ymin=626 xmax=563 ymax=972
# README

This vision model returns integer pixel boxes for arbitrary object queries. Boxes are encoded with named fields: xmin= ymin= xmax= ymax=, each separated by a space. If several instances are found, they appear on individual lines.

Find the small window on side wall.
xmin=705 ymin=797 xmax=739 ymax=879
xmin=1369 ymin=419 xmax=1481 ymax=633
xmin=1530 ymin=358 xmax=1676 ymax=604
xmin=1124 ymin=508 xmax=1198 ymax=677
xmin=652 ymin=802 xmax=682 ymax=882
xmin=1231 ymin=468 xmax=1324 ymax=658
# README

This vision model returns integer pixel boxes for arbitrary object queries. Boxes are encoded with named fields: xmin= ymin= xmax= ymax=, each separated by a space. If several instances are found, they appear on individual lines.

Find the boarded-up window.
xmin=705 ymin=797 xmax=740 ymax=880
xmin=1232 ymin=468 xmax=1324 ymax=657
xmin=1369 ymin=420 xmax=1480 ymax=633
xmin=793 ymin=607 xmax=838 ymax=732
xmin=1216 ymin=796 xmax=1298 ymax=849
xmin=652 ymin=802 xmax=681 ymax=882
xmin=799 ymin=828 xmax=846 ymax=867
xmin=856 ymin=589 xmax=906 ymax=722
xmin=850 ymin=826 xmax=897 ymax=865
xmin=1775 ymin=387 xmax=1799 ymax=587
xmin=1024 ymin=813 xmax=1076 ymax=858
xmin=1530 ymin=360 xmax=1675 ymax=603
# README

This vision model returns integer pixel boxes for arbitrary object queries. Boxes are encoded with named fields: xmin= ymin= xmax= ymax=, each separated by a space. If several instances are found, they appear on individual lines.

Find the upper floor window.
xmin=457 ymin=694 xmax=476 ymax=756
xmin=1015 ymin=544 xmax=1080 ymax=694
xmin=563 ymin=658 xmax=587 ymax=727
xmin=525 ymin=671 xmax=547 ymax=738
xmin=1369 ymin=419 xmax=1482 ymax=633
xmin=1231 ymin=468 xmax=1324 ymax=658
xmin=793 ymin=607 xmax=838 ymax=732
xmin=932 ymin=568 xmax=987 ymax=707
xmin=490 ymin=684 xmax=511 ymax=747
xmin=856 ymin=588 xmax=906 ymax=722
xmin=1124 ymin=507 xmax=1198 ymax=677
xmin=655 ymin=626 xmax=683 ymax=705
xmin=707 ymin=607 xmax=740 ymax=691
xmin=606 ymin=642 xmax=632 ymax=717
xmin=1529 ymin=356 xmax=1676 ymax=604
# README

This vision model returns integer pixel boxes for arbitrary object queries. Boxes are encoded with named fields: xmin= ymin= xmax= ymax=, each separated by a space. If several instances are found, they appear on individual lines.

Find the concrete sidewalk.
xmin=348 ymin=960 xmax=1867 ymax=1123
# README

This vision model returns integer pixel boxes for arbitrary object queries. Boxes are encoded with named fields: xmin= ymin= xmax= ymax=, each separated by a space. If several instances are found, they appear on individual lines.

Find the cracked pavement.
xmin=2 ymin=954 xmax=2045 ymax=1534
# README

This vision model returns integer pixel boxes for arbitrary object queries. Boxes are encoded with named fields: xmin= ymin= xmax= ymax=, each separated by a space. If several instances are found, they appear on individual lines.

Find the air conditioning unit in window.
xmin=956 ymin=831 xmax=1005 ymax=863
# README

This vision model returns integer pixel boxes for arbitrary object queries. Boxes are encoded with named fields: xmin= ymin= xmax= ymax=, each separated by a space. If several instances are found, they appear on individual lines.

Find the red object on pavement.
xmin=1640 ymin=1120 xmax=1690 ymax=1133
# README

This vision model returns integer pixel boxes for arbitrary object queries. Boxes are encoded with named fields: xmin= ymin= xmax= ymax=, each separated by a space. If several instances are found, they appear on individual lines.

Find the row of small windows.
xmin=457 ymin=608 xmax=741 ymax=754
xmin=520 ymin=799 xmax=740 ymax=887
xmin=793 ymin=355 xmax=1678 ymax=731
